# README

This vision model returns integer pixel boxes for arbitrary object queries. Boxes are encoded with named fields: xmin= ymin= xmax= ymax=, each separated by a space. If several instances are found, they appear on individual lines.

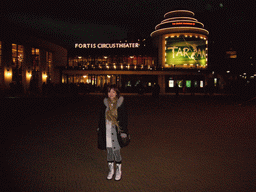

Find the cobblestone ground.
xmin=2 ymin=95 xmax=256 ymax=191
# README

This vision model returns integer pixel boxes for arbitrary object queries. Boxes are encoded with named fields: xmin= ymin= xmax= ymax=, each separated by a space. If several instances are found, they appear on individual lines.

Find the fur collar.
xmin=104 ymin=96 xmax=124 ymax=108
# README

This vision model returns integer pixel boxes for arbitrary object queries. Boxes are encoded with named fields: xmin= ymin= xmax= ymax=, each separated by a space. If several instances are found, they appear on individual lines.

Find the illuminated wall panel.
xmin=151 ymin=10 xmax=209 ymax=69
xmin=165 ymin=36 xmax=207 ymax=68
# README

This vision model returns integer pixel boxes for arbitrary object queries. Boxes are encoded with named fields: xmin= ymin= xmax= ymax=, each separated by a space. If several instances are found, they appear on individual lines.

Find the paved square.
xmin=2 ymin=95 xmax=256 ymax=191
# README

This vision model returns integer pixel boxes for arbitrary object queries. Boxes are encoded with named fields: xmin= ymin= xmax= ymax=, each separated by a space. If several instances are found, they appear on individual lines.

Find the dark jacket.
xmin=97 ymin=96 xmax=128 ymax=150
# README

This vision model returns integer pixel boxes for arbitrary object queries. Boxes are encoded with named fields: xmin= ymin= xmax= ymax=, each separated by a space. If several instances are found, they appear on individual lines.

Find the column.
xmin=158 ymin=75 xmax=166 ymax=94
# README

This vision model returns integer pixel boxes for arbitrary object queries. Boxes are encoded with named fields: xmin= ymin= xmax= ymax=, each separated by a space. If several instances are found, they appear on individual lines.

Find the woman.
xmin=97 ymin=85 xmax=129 ymax=181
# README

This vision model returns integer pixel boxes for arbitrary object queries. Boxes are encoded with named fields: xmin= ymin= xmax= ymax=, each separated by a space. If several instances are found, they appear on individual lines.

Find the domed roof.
xmin=151 ymin=10 xmax=209 ymax=37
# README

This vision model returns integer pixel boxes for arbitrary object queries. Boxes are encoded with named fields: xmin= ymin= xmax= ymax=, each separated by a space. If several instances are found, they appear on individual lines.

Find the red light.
xmin=172 ymin=22 xmax=195 ymax=25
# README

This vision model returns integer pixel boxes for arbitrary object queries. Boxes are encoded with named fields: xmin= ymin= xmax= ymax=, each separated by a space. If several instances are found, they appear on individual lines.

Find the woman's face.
xmin=108 ymin=88 xmax=117 ymax=100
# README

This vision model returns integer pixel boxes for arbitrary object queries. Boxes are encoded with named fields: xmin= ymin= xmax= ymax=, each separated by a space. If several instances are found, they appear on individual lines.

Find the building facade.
xmin=2 ymin=10 xmax=245 ymax=96
xmin=0 ymin=19 xmax=67 ymax=94
xmin=62 ymin=10 xmax=213 ymax=94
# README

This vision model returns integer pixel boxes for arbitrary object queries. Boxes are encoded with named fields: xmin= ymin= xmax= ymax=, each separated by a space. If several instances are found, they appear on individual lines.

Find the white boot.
xmin=115 ymin=163 xmax=122 ymax=181
xmin=107 ymin=162 xmax=114 ymax=180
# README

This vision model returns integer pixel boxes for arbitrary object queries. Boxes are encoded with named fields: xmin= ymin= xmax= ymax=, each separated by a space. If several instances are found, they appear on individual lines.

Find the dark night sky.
xmin=1 ymin=0 xmax=255 ymax=52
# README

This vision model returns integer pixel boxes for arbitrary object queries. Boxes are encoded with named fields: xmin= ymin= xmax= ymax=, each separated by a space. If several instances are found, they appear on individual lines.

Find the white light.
xmin=212 ymin=71 xmax=214 ymax=74
xmin=226 ymin=71 xmax=230 ymax=73
xmin=169 ymin=80 xmax=174 ymax=88
xmin=243 ymin=73 xmax=246 ymax=75
xmin=200 ymin=81 xmax=204 ymax=88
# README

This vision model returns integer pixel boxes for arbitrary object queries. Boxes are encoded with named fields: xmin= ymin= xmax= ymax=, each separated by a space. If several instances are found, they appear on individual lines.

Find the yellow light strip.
xmin=162 ymin=17 xmax=198 ymax=22
xmin=151 ymin=27 xmax=209 ymax=37
xmin=164 ymin=10 xmax=195 ymax=18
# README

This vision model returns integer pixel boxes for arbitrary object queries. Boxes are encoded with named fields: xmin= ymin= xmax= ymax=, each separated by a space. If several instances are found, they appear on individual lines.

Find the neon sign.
xmin=75 ymin=43 xmax=140 ymax=49
xmin=172 ymin=22 xmax=195 ymax=26
xmin=165 ymin=36 xmax=207 ymax=67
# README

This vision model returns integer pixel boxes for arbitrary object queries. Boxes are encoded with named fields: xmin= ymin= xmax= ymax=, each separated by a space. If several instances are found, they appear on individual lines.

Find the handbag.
xmin=120 ymin=132 xmax=130 ymax=147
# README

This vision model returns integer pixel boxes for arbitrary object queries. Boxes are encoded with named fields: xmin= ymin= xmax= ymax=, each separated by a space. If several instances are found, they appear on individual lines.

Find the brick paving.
xmin=2 ymin=95 xmax=256 ymax=191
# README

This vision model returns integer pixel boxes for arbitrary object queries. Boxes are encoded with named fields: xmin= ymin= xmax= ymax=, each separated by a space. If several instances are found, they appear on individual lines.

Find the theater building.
xmin=0 ymin=18 xmax=67 ymax=94
xmin=63 ymin=10 xmax=214 ymax=93
xmin=64 ymin=39 xmax=158 ymax=92
xmin=2 ymin=10 xmax=234 ymax=95
xmin=151 ymin=10 xmax=210 ymax=93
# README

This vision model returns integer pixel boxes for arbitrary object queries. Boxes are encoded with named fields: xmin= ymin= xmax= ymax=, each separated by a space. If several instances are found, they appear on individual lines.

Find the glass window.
xmin=186 ymin=80 xmax=191 ymax=88
xmin=18 ymin=45 xmax=24 ymax=67
xmin=169 ymin=80 xmax=174 ymax=87
xmin=46 ymin=51 xmax=52 ymax=71
xmin=12 ymin=44 xmax=24 ymax=67
xmin=177 ymin=80 xmax=183 ymax=88
xmin=200 ymin=80 xmax=204 ymax=88
xmin=214 ymin=78 xmax=218 ymax=87
xmin=32 ymin=48 xmax=40 ymax=68
xmin=11 ymin=44 xmax=24 ymax=82
xmin=45 ymin=51 xmax=52 ymax=82
xmin=12 ymin=44 xmax=17 ymax=66
xmin=194 ymin=81 xmax=198 ymax=88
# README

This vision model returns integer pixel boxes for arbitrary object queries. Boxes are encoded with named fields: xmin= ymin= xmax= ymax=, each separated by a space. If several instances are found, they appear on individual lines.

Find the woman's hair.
xmin=107 ymin=84 xmax=120 ymax=98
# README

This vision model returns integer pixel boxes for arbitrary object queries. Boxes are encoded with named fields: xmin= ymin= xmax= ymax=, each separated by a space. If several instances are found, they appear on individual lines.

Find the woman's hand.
xmin=121 ymin=133 xmax=127 ymax=138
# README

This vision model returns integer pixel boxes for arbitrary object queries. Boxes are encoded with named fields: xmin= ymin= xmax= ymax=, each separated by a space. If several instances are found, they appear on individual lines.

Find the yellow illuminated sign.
xmin=75 ymin=43 xmax=140 ymax=49
xmin=165 ymin=36 xmax=207 ymax=67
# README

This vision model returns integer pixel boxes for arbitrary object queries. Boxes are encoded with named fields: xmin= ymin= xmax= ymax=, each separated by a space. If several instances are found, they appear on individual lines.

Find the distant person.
xmin=42 ymin=82 xmax=46 ymax=96
xmin=183 ymin=85 xmax=186 ymax=95
xmin=102 ymin=83 xmax=108 ymax=94
xmin=191 ymin=85 xmax=195 ymax=96
xmin=137 ymin=83 xmax=144 ymax=95
xmin=204 ymin=85 xmax=209 ymax=96
xmin=175 ymin=83 xmax=179 ymax=96
xmin=97 ymin=84 xmax=129 ymax=181
xmin=152 ymin=83 xmax=160 ymax=99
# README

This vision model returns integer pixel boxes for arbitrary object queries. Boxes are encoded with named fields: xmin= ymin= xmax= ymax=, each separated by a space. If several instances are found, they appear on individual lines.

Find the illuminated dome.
xmin=151 ymin=10 xmax=209 ymax=37
xmin=151 ymin=10 xmax=209 ymax=69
